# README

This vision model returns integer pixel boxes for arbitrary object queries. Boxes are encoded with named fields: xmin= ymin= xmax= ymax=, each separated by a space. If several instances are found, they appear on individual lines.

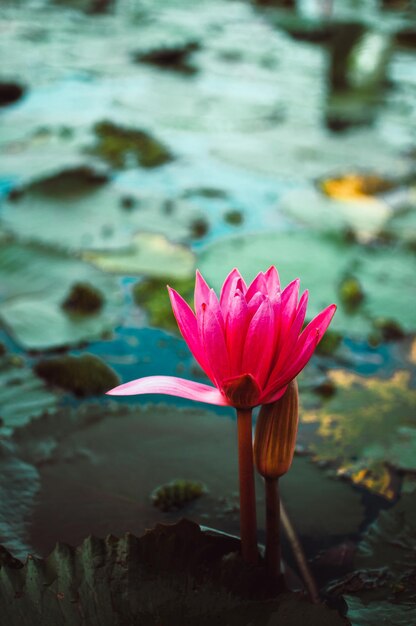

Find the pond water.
xmin=0 ymin=0 xmax=415 ymax=623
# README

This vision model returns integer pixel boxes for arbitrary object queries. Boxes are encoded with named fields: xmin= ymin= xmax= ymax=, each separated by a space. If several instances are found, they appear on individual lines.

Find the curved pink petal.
xmin=279 ymin=278 xmax=300 ymax=335
xmin=266 ymin=290 xmax=309 ymax=384
xmin=264 ymin=266 xmax=280 ymax=297
xmin=247 ymin=291 xmax=265 ymax=319
xmin=198 ymin=298 xmax=230 ymax=386
xmin=194 ymin=270 xmax=211 ymax=312
xmin=220 ymin=268 xmax=246 ymax=314
xmin=242 ymin=297 xmax=275 ymax=387
xmin=246 ymin=272 xmax=267 ymax=302
xmin=260 ymin=383 xmax=288 ymax=405
xmin=267 ymin=304 xmax=336 ymax=393
xmin=168 ymin=287 xmax=214 ymax=382
xmin=225 ymin=290 xmax=249 ymax=376
xmin=106 ymin=376 xmax=228 ymax=405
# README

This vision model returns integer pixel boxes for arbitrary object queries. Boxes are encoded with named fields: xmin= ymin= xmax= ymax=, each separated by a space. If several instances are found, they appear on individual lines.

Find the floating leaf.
xmin=338 ymin=495 xmax=416 ymax=624
xmin=303 ymin=370 xmax=416 ymax=498
xmin=198 ymin=231 xmax=416 ymax=336
xmin=0 ymin=353 xmax=60 ymax=431
xmin=280 ymin=188 xmax=391 ymax=240
xmin=0 ymin=241 xmax=121 ymax=350
xmin=83 ymin=233 xmax=195 ymax=279
xmin=0 ymin=520 xmax=349 ymax=626
xmin=133 ymin=275 xmax=195 ymax=330
xmin=2 ymin=168 xmax=203 ymax=252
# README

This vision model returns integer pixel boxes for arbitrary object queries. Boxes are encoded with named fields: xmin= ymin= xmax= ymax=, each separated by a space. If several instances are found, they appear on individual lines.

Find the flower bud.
xmin=254 ymin=379 xmax=299 ymax=479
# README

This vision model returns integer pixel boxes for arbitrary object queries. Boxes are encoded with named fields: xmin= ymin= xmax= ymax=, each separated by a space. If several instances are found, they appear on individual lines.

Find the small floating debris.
xmin=339 ymin=276 xmax=365 ymax=310
xmin=61 ymin=282 xmax=104 ymax=315
xmin=0 ymin=81 xmax=25 ymax=107
xmin=224 ymin=209 xmax=244 ymax=226
xmin=132 ymin=41 xmax=200 ymax=74
xmin=34 ymin=354 xmax=119 ymax=397
xmin=89 ymin=121 xmax=173 ymax=169
xmin=151 ymin=479 xmax=208 ymax=512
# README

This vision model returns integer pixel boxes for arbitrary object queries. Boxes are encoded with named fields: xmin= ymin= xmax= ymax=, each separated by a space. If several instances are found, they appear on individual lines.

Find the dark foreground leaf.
xmin=0 ymin=520 xmax=350 ymax=626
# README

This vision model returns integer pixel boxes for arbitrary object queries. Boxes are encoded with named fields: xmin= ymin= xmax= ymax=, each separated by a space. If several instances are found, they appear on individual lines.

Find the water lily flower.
xmin=107 ymin=267 xmax=336 ymax=566
xmin=107 ymin=267 xmax=336 ymax=409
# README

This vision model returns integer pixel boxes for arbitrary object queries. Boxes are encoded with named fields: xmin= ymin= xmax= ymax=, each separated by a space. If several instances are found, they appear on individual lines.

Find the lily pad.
xmin=345 ymin=596 xmax=415 ymax=626
xmin=302 ymin=370 xmax=416 ymax=498
xmin=0 ymin=520 xmax=349 ymax=626
xmin=0 ymin=353 xmax=60 ymax=432
xmin=2 ymin=168 xmax=203 ymax=252
xmin=198 ymin=230 xmax=416 ymax=337
xmin=339 ymin=495 xmax=416 ymax=625
xmin=0 ymin=440 xmax=40 ymax=560
xmin=83 ymin=233 xmax=195 ymax=279
xmin=0 ymin=240 xmax=121 ymax=350
xmin=132 ymin=275 xmax=195 ymax=330
xmin=280 ymin=188 xmax=391 ymax=240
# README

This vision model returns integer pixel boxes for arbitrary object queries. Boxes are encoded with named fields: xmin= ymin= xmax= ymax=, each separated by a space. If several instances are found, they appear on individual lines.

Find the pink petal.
xmin=198 ymin=297 xmax=230 ymax=386
xmin=242 ymin=297 xmax=275 ymax=387
xmin=246 ymin=272 xmax=267 ymax=301
xmin=264 ymin=266 xmax=280 ymax=297
xmin=220 ymin=268 xmax=246 ymax=313
xmin=267 ymin=290 xmax=309 ymax=381
xmin=279 ymin=278 xmax=300 ymax=335
xmin=168 ymin=287 xmax=214 ymax=382
xmin=106 ymin=376 xmax=228 ymax=405
xmin=225 ymin=291 xmax=249 ymax=376
xmin=247 ymin=291 xmax=265 ymax=319
xmin=267 ymin=304 xmax=336 ymax=392
xmin=194 ymin=270 xmax=211 ymax=312
xmin=260 ymin=384 xmax=288 ymax=405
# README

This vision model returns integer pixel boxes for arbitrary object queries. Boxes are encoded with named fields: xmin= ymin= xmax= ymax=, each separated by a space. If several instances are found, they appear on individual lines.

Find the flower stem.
xmin=265 ymin=477 xmax=285 ymax=591
xmin=280 ymin=499 xmax=320 ymax=603
xmin=236 ymin=408 xmax=258 ymax=564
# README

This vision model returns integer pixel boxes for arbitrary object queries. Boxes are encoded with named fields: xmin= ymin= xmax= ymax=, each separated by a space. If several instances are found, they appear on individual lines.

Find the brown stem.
xmin=236 ymin=408 xmax=258 ymax=564
xmin=265 ymin=477 xmax=283 ymax=590
xmin=280 ymin=500 xmax=320 ymax=604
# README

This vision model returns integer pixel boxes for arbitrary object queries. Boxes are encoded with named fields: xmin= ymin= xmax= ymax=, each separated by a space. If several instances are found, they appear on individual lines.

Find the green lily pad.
xmin=0 ymin=519 xmax=349 ymax=626
xmin=381 ymin=204 xmax=416 ymax=248
xmin=280 ymin=188 xmax=391 ymax=240
xmin=345 ymin=596 xmax=415 ymax=626
xmin=83 ymin=233 xmax=195 ymax=279
xmin=303 ymin=370 xmax=416 ymax=498
xmin=0 ymin=353 xmax=60 ymax=431
xmin=133 ymin=275 xmax=195 ymax=330
xmin=2 ymin=168 xmax=202 ymax=252
xmin=198 ymin=230 xmax=416 ymax=336
xmin=336 ymin=495 xmax=416 ymax=625
xmin=0 ymin=240 xmax=121 ymax=350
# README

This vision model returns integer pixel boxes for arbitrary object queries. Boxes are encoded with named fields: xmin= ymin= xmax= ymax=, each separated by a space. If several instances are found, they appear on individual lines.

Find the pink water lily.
xmin=107 ymin=267 xmax=336 ymax=409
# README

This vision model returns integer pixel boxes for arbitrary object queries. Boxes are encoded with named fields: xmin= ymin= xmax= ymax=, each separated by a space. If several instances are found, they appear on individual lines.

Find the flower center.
xmin=221 ymin=373 xmax=261 ymax=409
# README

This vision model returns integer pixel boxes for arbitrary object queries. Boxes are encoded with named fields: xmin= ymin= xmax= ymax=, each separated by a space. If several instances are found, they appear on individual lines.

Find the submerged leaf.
xmin=0 ymin=519 xmax=350 ymax=626
xmin=304 ymin=370 xmax=416 ymax=498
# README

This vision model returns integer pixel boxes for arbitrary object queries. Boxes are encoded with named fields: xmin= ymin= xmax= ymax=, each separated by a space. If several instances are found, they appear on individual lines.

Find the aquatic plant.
xmin=107 ymin=267 xmax=336 ymax=565
xmin=254 ymin=380 xmax=299 ymax=588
